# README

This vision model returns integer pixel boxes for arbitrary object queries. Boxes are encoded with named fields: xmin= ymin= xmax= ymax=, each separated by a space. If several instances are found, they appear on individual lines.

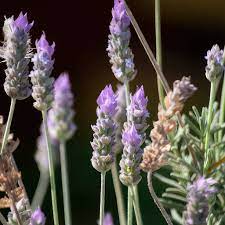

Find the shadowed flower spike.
xmin=119 ymin=123 xmax=143 ymax=186
xmin=107 ymin=0 xmax=136 ymax=82
xmin=205 ymin=44 xmax=224 ymax=81
xmin=97 ymin=85 xmax=117 ymax=117
xmin=30 ymin=33 xmax=55 ymax=111
xmin=91 ymin=85 xmax=117 ymax=172
xmin=103 ymin=213 xmax=114 ymax=225
xmin=184 ymin=177 xmax=217 ymax=225
xmin=1 ymin=12 xmax=33 ymax=99
xmin=48 ymin=73 xmax=76 ymax=141
xmin=30 ymin=208 xmax=46 ymax=225
xmin=13 ymin=12 xmax=34 ymax=32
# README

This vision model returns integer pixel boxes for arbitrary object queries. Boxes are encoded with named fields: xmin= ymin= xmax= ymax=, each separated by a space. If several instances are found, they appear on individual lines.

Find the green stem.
xmin=99 ymin=172 xmax=106 ymax=225
xmin=60 ymin=141 xmax=72 ymax=225
xmin=1 ymin=98 xmax=16 ymax=154
xmin=219 ymin=74 xmax=225 ymax=141
xmin=42 ymin=110 xmax=59 ymax=225
xmin=155 ymin=0 xmax=165 ymax=106
xmin=127 ymin=187 xmax=133 ymax=225
xmin=31 ymin=171 xmax=49 ymax=210
xmin=130 ymin=186 xmax=142 ymax=225
xmin=147 ymin=172 xmax=173 ymax=225
xmin=205 ymin=81 xmax=217 ymax=150
xmin=111 ymin=160 xmax=126 ymax=225
xmin=132 ymin=186 xmax=143 ymax=225
xmin=0 ymin=212 xmax=8 ymax=225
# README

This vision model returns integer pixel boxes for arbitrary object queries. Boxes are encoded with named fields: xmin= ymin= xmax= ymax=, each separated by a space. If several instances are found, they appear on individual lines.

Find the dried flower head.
xmin=164 ymin=76 xmax=197 ymax=117
xmin=107 ymin=0 xmax=136 ymax=82
xmin=184 ymin=177 xmax=217 ymax=225
xmin=1 ymin=12 xmax=33 ymax=100
xmin=205 ymin=45 xmax=224 ymax=81
xmin=48 ymin=73 xmax=76 ymax=141
xmin=30 ymin=33 xmax=55 ymax=111
xmin=91 ymin=85 xmax=117 ymax=172
xmin=119 ymin=123 xmax=143 ymax=186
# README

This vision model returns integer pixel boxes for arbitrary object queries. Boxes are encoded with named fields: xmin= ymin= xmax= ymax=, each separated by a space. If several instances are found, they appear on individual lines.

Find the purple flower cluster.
xmin=30 ymin=33 xmax=55 ymax=111
xmin=48 ymin=73 xmax=76 ymax=141
xmin=91 ymin=85 xmax=117 ymax=172
xmin=119 ymin=124 xmax=143 ymax=186
xmin=184 ymin=176 xmax=217 ymax=225
xmin=205 ymin=44 xmax=224 ymax=81
xmin=30 ymin=208 xmax=46 ymax=225
xmin=1 ymin=12 xmax=33 ymax=99
xmin=107 ymin=0 xmax=136 ymax=83
xmin=128 ymin=86 xmax=149 ymax=144
xmin=103 ymin=213 xmax=114 ymax=225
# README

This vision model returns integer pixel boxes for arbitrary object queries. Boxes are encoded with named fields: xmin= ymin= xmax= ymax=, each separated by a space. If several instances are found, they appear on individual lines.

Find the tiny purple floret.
xmin=13 ymin=12 xmax=33 ymax=32
xmin=30 ymin=208 xmax=46 ymax=225
xmin=122 ymin=124 xmax=141 ymax=147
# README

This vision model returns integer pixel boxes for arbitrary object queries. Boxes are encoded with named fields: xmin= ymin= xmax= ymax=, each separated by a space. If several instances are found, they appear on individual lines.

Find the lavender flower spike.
xmin=107 ymin=0 xmax=137 ymax=83
xmin=1 ymin=12 xmax=33 ymax=99
xmin=30 ymin=208 xmax=46 ymax=225
xmin=91 ymin=85 xmax=117 ymax=172
xmin=103 ymin=213 xmax=114 ymax=225
xmin=119 ymin=123 xmax=142 ymax=186
xmin=30 ymin=33 xmax=55 ymax=111
xmin=205 ymin=44 xmax=224 ymax=81
xmin=128 ymin=86 xmax=149 ymax=144
xmin=48 ymin=73 xmax=76 ymax=141
xmin=184 ymin=176 xmax=217 ymax=225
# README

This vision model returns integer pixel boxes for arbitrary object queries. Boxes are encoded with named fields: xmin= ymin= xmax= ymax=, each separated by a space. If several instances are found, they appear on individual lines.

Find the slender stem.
xmin=111 ymin=160 xmax=126 ymax=225
xmin=99 ymin=172 xmax=106 ymax=225
xmin=132 ymin=186 xmax=143 ymax=225
xmin=219 ymin=74 xmax=225 ymax=141
xmin=147 ymin=172 xmax=173 ymax=225
xmin=155 ymin=0 xmax=165 ymax=106
xmin=205 ymin=81 xmax=217 ymax=150
xmin=60 ymin=141 xmax=72 ymax=225
xmin=42 ymin=110 xmax=59 ymax=225
xmin=1 ymin=98 xmax=16 ymax=154
xmin=127 ymin=187 xmax=133 ymax=225
xmin=124 ymin=1 xmax=170 ymax=94
xmin=31 ymin=171 xmax=49 ymax=210
xmin=0 ymin=212 xmax=8 ymax=225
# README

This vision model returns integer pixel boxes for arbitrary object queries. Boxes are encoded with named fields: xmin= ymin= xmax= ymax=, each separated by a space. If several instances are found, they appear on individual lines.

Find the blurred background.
xmin=0 ymin=0 xmax=225 ymax=224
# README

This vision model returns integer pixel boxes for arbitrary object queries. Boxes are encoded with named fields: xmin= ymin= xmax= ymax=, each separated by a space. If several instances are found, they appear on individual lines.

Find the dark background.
xmin=0 ymin=0 xmax=225 ymax=224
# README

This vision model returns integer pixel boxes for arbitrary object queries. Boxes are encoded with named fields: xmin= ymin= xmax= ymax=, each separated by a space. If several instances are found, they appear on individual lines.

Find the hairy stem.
xmin=127 ymin=187 xmax=133 ymax=225
xmin=132 ymin=186 xmax=143 ymax=225
xmin=111 ymin=160 xmax=126 ymax=225
xmin=147 ymin=172 xmax=173 ymax=225
xmin=155 ymin=0 xmax=165 ymax=106
xmin=31 ymin=171 xmax=49 ymax=210
xmin=42 ymin=110 xmax=59 ymax=225
xmin=99 ymin=172 xmax=106 ymax=225
xmin=0 ymin=212 xmax=8 ymax=225
xmin=205 ymin=81 xmax=217 ymax=150
xmin=60 ymin=141 xmax=72 ymax=225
